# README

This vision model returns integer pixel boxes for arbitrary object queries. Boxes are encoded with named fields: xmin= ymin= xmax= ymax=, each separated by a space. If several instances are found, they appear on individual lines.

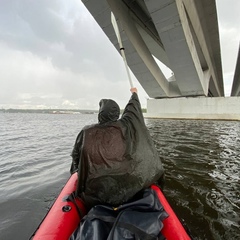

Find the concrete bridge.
xmin=82 ymin=0 xmax=240 ymax=120
xmin=231 ymin=45 xmax=240 ymax=96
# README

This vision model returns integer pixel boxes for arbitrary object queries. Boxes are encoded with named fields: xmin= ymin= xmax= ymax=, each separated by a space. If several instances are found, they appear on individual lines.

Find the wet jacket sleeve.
xmin=70 ymin=130 xmax=83 ymax=174
xmin=121 ymin=93 xmax=144 ymax=123
xmin=120 ymin=92 xmax=165 ymax=190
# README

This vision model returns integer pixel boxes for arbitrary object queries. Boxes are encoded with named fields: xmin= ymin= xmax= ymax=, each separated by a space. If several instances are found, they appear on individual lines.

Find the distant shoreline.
xmin=0 ymin=109 xmax=98 ymax=114
xmin=0 ymin=107 xmax=147 ymax=114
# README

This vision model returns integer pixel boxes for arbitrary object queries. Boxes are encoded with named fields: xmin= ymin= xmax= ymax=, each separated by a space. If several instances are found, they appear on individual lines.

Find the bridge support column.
xmin=145 ymin=97 xmax=240 ymax=120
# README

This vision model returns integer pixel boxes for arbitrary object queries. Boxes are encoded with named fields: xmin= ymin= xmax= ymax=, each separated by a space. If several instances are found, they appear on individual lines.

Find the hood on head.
xmin=98 ymin=99 xmax=120 ymax=123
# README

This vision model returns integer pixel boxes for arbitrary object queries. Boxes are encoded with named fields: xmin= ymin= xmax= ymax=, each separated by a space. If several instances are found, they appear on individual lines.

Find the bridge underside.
xmin=82 ymin=0 xmax=224 ymax=98
xmin=231 ymin=45 xmax=240 ymax=96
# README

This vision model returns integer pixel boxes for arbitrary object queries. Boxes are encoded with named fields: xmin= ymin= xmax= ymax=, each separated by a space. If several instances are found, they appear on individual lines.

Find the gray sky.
xmin=0 ymin=0 xmax=239 ymax=110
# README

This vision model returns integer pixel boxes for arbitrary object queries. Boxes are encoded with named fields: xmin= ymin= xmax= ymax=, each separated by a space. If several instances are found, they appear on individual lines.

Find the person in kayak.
xmin=70 ymin=87 xmax=164 ymax=209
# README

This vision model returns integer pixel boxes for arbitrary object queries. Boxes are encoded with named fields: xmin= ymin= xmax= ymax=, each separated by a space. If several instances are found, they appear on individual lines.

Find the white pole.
xmin=111 ymin=12 xmax=134 ymax=88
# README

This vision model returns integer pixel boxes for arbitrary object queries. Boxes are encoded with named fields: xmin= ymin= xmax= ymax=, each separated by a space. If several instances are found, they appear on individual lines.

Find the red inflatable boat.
xmin=31 ymin=173 xmax=191 ymax=240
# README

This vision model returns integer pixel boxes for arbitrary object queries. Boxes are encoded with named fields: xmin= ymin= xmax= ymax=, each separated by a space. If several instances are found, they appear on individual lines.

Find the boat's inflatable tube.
xmin=32 ymin=173 xmax=191 ymax=240
xmin=31 ymin=173 xmax=86 ymax=240
xmin=151 ymin=185 xmax=191 ymax=240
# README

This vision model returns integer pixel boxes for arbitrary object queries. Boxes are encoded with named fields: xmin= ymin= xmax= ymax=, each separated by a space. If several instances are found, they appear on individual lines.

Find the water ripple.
xmin=0 ymin=114 xmax=239 ymax=239
xmin=146 ymin=118 xmax=240 ymax=239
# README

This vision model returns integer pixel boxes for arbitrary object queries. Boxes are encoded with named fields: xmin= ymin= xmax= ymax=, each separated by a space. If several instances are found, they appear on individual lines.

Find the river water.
xmin=0 ymin=113 xmax=239 ymax=240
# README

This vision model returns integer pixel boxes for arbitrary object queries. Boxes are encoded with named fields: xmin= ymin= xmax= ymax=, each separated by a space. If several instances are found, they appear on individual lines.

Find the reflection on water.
xmin=0 ymin=114 xmax=239 ymax=240
xmin=146 ymin=119 xmax=240 ymax=239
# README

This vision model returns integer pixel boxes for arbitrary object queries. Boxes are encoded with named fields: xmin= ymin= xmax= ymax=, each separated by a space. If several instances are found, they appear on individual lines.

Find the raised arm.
xmin=121 ymin=88 xmax=144 ymax=124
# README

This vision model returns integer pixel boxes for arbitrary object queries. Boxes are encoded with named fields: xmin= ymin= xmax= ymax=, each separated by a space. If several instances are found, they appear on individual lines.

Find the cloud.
xmin=0 ymin=38 xmax=144 ymax=110
xmin=0 ymin=0 xmax=148 ymax=110
xmin=0 ymin=0 xmax=131 ymax=79
xmin=216 ymin=0 xmax=240 ymax=95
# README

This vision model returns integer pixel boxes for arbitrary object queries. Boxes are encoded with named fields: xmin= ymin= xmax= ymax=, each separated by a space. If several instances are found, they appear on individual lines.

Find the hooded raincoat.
xmin=70 ymin=93 xmax=164 ymax=208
